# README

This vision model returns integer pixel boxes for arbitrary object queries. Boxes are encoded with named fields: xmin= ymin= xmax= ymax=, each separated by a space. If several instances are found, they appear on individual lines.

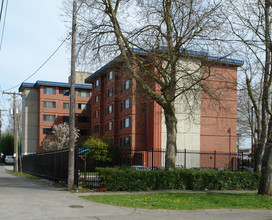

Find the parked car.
xmin=150 ymin=166 xmax=164 ymax=170
xmin=131 ymin=165 xmax=149 ymax=171
xmin=5 ymin=155 xmax=14 ymax=164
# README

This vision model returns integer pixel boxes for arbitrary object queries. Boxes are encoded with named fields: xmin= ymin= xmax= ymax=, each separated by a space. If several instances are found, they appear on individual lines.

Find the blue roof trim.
xmin=84 ymin=49 xmax=244 ymax=83
xmin=206 ymin=56 xmax=244 ymax=65
xmin=181 ymin=49 xmax=208 ymax=57
xmin=157 ymin=47 xmax=209 ymax=57
xmin=35 ymin=80 xmax=92 ymax=89
xmin=131 ymin=48 xmax=149 ymax=54
xmin=85 ymin=58 xmax=118 ymax=83
xmin=19 ymin=80 xmax=92 ymax=92
xmin=19 ymin=82 xmax=35 ymax=92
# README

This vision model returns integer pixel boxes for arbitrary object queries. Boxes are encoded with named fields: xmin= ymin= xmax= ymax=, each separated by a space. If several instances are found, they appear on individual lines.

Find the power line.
xmin=0 ymin=0 xmax=8 ymax=51
xmin=4 ymin=34 xmax=71 ymax=92
xmin=0 ymin=0 xmax=4 ymax=23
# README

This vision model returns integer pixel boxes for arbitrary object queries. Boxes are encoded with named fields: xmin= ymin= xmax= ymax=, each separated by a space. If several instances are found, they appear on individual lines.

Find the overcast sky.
xmin=0 ymin=1 xmax=72 ymax=130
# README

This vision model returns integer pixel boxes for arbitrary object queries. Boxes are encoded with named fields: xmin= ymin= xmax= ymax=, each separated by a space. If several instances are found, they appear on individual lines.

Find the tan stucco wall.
xmin=161 ymin=58 xmax=201 ymax=168
xmin=69 ymin=72 xmax=91 ymax=84
xmin=21 ymin=88 xmax=38 ymax=155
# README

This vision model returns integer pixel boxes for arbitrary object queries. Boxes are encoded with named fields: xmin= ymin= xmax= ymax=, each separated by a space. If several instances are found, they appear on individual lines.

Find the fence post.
xmin=184 ymin=149 xmax=186 ymax=169
xmin=242 ymin=152 xmax=244 ymax=171
xmin=214 ymin=150 xmax=216 ymax=170
xmin=74 ymin=147 xmax=78 ymax=187
xmin=130 ymin=147 xmax=132 ymax=166
xmin=152 ymin=147 xmax=154 ymax=170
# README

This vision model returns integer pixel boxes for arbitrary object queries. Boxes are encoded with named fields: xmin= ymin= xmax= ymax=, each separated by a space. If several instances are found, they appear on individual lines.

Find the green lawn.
xmin=81 ymin=193 xmax=272 ymax=210
xmin=10 ymin=171 xmax=41 ymax=180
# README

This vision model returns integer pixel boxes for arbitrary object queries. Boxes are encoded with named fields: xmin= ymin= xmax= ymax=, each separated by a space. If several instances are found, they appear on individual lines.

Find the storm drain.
xmin=69 ymin=205 xmax=84 ymax=208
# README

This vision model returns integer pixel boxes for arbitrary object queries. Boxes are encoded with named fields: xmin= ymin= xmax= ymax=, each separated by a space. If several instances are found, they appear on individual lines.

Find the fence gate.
xmin=76 ymin=148 xmax=101 ymax=187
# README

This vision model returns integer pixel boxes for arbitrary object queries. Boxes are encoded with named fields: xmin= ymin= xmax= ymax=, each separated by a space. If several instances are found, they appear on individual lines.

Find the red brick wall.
xmin=89 ymin=66 xmax=162 ymax=167
xmin=200 ymin=64 xmax=237 ymax=169
xmin=37 ymin=86 xmax=91 ymax=153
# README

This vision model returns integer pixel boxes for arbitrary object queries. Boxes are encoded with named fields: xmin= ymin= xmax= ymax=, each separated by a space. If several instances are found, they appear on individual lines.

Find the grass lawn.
xmin=9 ymin=171 xmax=41 ymax=180
xmin=81 ymin=193 xmax=272 ymax=210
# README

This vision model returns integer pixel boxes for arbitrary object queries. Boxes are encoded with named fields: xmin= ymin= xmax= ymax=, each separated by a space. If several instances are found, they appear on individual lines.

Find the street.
xmin=0 ymin=165 xmax=271 ymax=220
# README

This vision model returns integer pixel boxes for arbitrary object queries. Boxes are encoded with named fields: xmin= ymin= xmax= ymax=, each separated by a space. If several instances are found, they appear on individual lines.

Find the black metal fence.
xmin=20 ymin=147 xmax=253 ymax=187
xmin=20 ymin=149 xmax=71 ymax=182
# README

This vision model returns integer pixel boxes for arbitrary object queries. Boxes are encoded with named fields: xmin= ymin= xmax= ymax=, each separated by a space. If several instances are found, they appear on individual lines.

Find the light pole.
xmin=228 ymin=128 xmax=231 ymax=169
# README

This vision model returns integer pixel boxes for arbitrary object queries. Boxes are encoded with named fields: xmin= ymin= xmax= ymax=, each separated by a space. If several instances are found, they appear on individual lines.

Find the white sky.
xmin=0 ymin=1 xmax=72 ymax=131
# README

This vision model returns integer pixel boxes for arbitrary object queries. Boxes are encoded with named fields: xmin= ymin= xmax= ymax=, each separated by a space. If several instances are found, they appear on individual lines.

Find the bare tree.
xmin=226 ymin=0 xmax=272 ymax=195
xmin=69 ymin=0 xmax=226 ymax=170
xmin=237 ymin=52 xmax=266 ymax=172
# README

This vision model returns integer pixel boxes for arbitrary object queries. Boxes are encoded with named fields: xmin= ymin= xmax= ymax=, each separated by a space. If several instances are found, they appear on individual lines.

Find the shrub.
xmin=84 ymin=137 xmax=113 ymax=162
xmin=96 ymin=167 xmax=261 ymax=191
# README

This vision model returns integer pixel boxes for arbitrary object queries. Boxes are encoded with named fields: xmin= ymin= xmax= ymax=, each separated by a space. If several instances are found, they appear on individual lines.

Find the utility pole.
xmin=68 ymin=0 xmax=77 ymax=191
xmin=3 ymin=91 xmax=20 ymax=172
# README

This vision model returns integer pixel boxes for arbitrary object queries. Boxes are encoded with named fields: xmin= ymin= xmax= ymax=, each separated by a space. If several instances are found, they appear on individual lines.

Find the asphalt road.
xmin=0 ymin=164 xmax=272 ymax=220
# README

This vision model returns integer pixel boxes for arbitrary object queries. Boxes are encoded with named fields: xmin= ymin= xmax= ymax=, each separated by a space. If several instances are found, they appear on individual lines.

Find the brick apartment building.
xmin=19 ymin=72 xmax=92 ymax=154
xmin=84 ymin=50 xmax=243 ymax=168
xmin=19 ymin=51 xmax=243 ymax=169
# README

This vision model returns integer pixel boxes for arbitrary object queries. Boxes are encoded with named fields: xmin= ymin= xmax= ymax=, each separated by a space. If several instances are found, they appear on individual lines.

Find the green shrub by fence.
xmin=96 ymin=168 xmax=261 ymax=191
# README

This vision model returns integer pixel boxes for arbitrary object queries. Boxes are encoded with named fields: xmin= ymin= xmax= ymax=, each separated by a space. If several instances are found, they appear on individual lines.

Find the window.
xmin=106 ymin=121 xmax=113 ymax=131
xmin=43 ymin=128 xmax=53 ymax=135
xmin=78 ymin=103 xmax=90 ymax=110
xmin=63 ymin=116 xmax=69 ymax=123
xmin=120 ymin=103 xmax=123 ymax=111
xmin=120 ymin=120 xmax=122 ymax=129
xmin=63 ymin=103 xmax=69 ymax=109
xmin=94 ymin=94 xmax=100 ymax=103
xmin=78 ymin=116 xmax=89 ymax=123
xmin=43 ymin=115 xmax=55 ymax=121
xmin=124 ymin=137 xmax=131 ymax=147
xmin=124 ymin=79 xmax=130 ymax=90
xmin=43 ymin=87 xmax=56 ymax=95
xmin=105 ymin=122 xmax=113 ymax=131
xmin=94 ymin=109 xmax=99 ymax=118
xmin=108 ymin=71 xmax=113 ymax=80
xmin=95 ymin=79 xmax=99 ymax=88
xmin=94 ymin=125 xmax=99 ymax=133
xmin=107 ymin=88 xmax=113 ymax=97
xmin=43 ymin=101 xmax=56 ymax=108
xmin=63 ymin=89 xmax=70 ymax=96
xmin=79 ymin=129 xmax=89 ymax=136
xmin=124 ymin=99 xmax=131 ymax=109
xmin=108 ymin=105 xmax=113 ymax=114
xmin=120 ymin=138 xmax=122 ymax=147
xmin=78 ymin=90 xmax=90 ymax=97
xmin=124 ymin=117 xmax=131 ymax=128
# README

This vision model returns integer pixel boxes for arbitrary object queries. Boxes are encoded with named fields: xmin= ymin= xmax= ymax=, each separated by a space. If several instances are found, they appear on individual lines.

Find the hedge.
xmin=96 ymin=167 xmax=261 ymax=191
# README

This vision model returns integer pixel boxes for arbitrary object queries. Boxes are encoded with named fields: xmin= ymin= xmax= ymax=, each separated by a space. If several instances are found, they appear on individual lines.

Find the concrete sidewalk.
xmin=0 ymin=164 xmax=271 ymax=220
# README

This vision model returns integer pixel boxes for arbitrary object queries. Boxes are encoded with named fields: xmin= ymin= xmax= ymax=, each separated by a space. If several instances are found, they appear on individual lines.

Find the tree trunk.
xmin=164 ymin=109 xmax=177 ymax=171
xmin=258 ymin=143 xmax=272 ymax=195
xmin=256 ymin=0 xmax=270 ymax=174
xmin=254 ymin=142 xmax=266 ymax=172
xmin=258 ymin=115 xmax=272 ymax=195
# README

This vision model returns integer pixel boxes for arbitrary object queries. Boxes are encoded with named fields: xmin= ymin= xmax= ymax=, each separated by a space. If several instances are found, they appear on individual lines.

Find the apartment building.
xmin=19 ymin=51 xmax=243 ymax=169
xmin=85 ymin=50 xmax=243 ymax=168
xmin=19 ymin=79 xmax=92 ymax=154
